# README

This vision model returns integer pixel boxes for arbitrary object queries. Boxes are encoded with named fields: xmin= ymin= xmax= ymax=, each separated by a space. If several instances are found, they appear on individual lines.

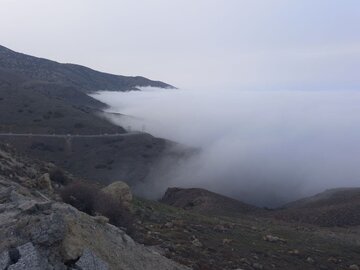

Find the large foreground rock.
xmin=0 ymin=183 xmax=189 ymax=269
xmin=0 ymin=145 xmax=190 ymax=270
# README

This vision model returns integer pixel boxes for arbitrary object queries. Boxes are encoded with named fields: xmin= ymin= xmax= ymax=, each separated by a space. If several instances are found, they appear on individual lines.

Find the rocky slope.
xmin=0 ymin=143 xmax=189 ymax=270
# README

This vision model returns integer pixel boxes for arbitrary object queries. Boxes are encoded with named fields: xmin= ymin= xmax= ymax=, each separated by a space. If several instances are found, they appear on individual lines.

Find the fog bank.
xmin=91 ymin=88 xmax=360 ymax=207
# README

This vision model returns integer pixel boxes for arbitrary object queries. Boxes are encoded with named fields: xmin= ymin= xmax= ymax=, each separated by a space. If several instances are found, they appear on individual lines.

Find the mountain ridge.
xmin=0 ymin=44 xmax=174 ymax=92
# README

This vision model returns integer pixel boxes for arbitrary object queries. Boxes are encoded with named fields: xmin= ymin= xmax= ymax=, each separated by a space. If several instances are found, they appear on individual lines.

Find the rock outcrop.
xmin=0 ymin=144 xmax=189 ymax=270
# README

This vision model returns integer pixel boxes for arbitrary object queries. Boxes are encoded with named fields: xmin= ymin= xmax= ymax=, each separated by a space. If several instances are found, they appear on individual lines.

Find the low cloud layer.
xmin=91 ymin=88 xmax=360 ymax=207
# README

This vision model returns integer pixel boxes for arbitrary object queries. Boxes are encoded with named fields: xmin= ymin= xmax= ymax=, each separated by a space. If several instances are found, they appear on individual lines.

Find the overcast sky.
xmin=0 ymin=0 xmax=359 ymax=90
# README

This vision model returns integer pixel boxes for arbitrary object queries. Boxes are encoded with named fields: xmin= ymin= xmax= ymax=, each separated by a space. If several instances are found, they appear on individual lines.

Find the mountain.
xmin=0 ymin=44 xmax=174 ymax=134
xmin=0 ymin=45 xmax=182 ymax=188
xmin=0 ymin=44 xmax=174 ymax=92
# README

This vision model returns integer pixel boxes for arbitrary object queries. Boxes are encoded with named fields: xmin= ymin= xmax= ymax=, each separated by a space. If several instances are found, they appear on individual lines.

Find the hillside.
xmin=0 ymin=45 xmax=183 ymax=189
xmin=0 ymin=68 xmax=124 ymax=134
xmin=273 ymin=188 xmax=360 ymax=227
xmin=283 ymin=188 xmax=360 ymax=209
xmin=0 ymin=44 xmax=173 ymax=134
xmin=133 ymin=192 xmax=360 ymax=270
xmin=2 ymin=133 xmax=187 ymax=186
xmin=161 ymin=187 xmax=260 ymax=216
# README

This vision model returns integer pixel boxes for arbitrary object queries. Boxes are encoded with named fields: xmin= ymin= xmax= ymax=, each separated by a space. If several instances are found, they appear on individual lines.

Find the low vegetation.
xmin=60 ymin=181 xmax=133 ymax=231
xmin=49 ymin=168 xmax=70 ymax=185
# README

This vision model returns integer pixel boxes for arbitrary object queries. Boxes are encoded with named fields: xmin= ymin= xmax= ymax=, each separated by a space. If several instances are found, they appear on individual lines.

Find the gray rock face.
xmin=7 ymin=243 xmax=46 ymax=270
xmin=75 ymin=249 xmax=109 ymax=270
xmin=29 ymin=212 xmax=66 ymax=246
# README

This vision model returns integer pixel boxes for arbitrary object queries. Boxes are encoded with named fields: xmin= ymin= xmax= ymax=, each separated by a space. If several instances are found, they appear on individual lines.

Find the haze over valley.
xmin=92 ymin=88 xmax=360 ymax=206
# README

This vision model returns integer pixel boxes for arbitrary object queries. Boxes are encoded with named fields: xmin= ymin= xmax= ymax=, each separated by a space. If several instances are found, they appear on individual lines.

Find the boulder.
xmin=102 ymin=181 xmax=132 ymax=207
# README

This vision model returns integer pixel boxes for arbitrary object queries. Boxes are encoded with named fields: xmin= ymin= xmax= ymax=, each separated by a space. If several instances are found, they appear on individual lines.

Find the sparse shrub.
xmin=60 ymin=181 xmax=98 ymax=215
xmin=49 ymin=168 xmax=70 ymax=185
xmin=95 ymin=192 xmax=134 ymax=230
xmin=59 ymin=181 xmax=134 ymax=232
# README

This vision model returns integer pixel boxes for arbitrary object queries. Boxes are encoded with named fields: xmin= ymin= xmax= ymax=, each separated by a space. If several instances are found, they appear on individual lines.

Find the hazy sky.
xmin=0 ymin=0 xmax=359 ymax=90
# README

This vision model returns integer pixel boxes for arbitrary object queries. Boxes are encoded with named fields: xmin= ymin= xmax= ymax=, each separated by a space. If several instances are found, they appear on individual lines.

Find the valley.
xmin=0 ymin=44 xmax=359 ymax=270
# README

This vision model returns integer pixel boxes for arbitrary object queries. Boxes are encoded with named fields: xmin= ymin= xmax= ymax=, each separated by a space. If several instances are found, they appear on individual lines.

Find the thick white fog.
xmin=91 ymin=88 xmax=360 ymax=207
